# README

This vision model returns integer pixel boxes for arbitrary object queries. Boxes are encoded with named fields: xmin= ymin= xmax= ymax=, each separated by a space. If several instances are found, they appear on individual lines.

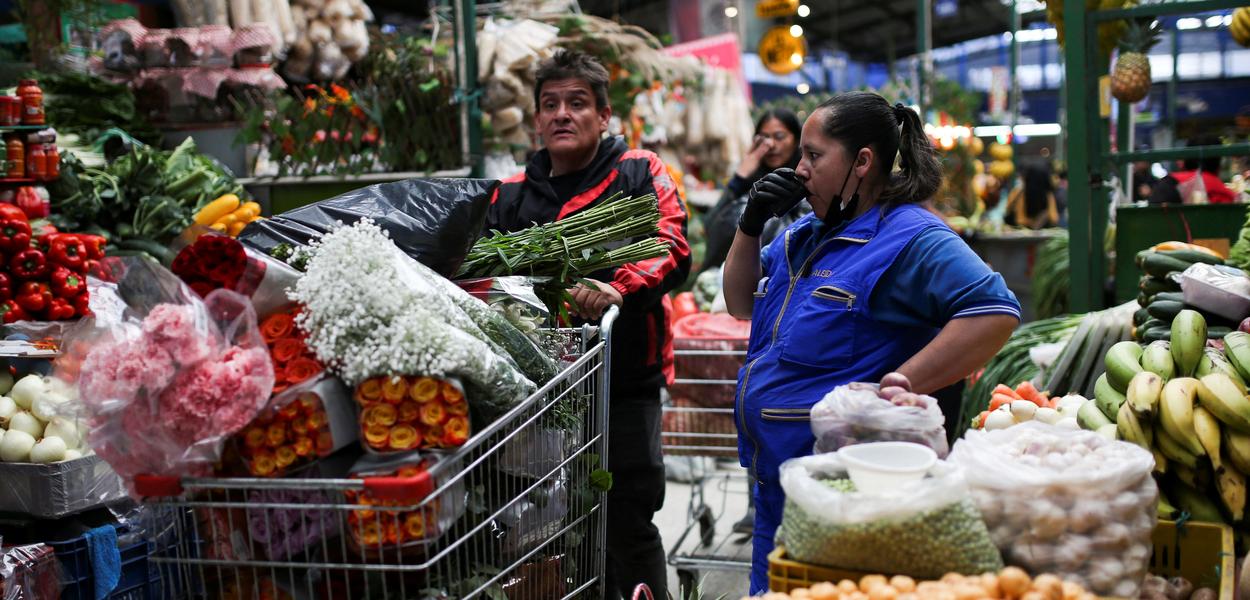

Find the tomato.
xmin=672 ymin=291 xmax=698 ymax=322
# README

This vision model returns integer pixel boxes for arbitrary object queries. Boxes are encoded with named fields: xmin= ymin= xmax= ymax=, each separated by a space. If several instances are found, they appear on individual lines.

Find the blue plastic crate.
xmin=47 ymin=529 xmax=158 ymax=600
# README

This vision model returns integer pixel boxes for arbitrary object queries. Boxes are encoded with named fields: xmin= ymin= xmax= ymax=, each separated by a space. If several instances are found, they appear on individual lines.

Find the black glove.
xmin=738 ymin=168 xmax=806 ymax=237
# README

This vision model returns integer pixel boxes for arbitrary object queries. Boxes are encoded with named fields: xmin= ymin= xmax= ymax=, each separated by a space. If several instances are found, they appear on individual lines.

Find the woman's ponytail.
xmin=881 ymin=103 xmax=943 ymax=206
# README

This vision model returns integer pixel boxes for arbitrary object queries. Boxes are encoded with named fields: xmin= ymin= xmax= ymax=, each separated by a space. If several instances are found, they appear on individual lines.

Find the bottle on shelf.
xmin=44 ymin=129 xmax=58 ymax=181
xmin=16 ymin=79 xmax=44 ymax=126
xmin=4 ymin=134 xmax=23 ymax=178
xmin=25 ymin=133 xmax=45 ymax=181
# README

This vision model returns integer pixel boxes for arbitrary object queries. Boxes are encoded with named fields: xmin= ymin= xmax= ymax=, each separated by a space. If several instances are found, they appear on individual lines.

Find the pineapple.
xmin=1111 ymin=19 xmax=1162 ymax=103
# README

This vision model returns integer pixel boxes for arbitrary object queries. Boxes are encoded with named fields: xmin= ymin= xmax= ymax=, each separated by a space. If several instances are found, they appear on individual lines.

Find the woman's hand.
xmin=896 ymin=314 xmax=1019 ymax=394
xmin=736 ymin=135 xmax=774 ymax=179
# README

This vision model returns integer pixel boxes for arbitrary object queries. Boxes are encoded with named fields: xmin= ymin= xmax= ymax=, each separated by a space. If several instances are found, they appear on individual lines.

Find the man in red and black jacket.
xmin=483 ymin=50 xmax=690 ymax=599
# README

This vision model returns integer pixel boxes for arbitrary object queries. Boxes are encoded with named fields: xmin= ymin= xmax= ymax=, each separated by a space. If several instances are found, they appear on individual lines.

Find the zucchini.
xmin=1209 ymin=326 xmax=1233 ymax=340
xmin=1142 ymin=253 xmax=1195 ymax=278
xmin=1143 ymin=326 xmax=1172 ymax=343
xmin=1158 ymin=249 xmax=1223 ymax=266
xmin=118 ymin=238 xmax=174 ymax=263
xmin=1138 ymin=292 xmax=1151 ymax=308
xmin=1146 ymin=300 xmax=1186 ymax=322
xmin=1154 ymin=291 xmax=1186 ymax=304
xmin=1140 ymin=276 xmax=1181 ymax=296
xmin=1139 ymin=318 xmax=1167 ymax=332
xmin=1133 ymin=307 xmax=1152 ymax=327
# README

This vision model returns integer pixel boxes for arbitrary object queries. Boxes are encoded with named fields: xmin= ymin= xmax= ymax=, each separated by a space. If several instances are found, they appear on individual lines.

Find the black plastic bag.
xmin=238 ymin=178 xmax=499 ymax=277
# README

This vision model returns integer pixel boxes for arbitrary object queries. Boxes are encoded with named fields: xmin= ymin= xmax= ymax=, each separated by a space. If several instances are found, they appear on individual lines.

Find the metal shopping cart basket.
xmin=662 ymin=314 xmax=752 ymax=595
xmin=132 ymin=308 xmax=618 ymax=600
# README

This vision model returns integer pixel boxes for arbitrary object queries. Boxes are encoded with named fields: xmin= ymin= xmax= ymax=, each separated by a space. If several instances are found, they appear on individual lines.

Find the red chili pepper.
xmin=48 ymin=235 xmax=87 ymax=271
xmin=0 ymin=300 xmax=29 ymax=324
xmin=0 ymin=273 xmax=11 ymax=303
xmin=0 ymin=204 xmax=27 ymax=223
xmin=45 ymin=297 xmax=75 ymax=320
xmin=15 ymin=282 xmax=50 ymax=313
xmin=50 ymin=267 xmax=86 ymax=298
xmin=0 ymin=219 xmax=31 ymax=253
xmin=9 ymin=248 xmax=47 ymax=280
xmin=73 ymin=292 xmax=91 ymax=317
xmin=78 ymin=234 xmax=106 ymax=260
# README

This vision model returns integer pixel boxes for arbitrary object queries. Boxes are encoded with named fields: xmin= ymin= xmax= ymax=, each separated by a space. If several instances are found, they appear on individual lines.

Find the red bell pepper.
xmin=51 ymin=267 xmax=86 ymax=298
xmin=15 ymin=282 xmax=49 ymax=313
xmin=0 ymin=219 xmax=31 ymax=253
xmin=15 ymin=187 xmax=48 ymax=220
xmin=0 ymin=300 xmax=28 ymax=324
xmin=48 ymin=235 xmax=87 ymax=271
xmin=0 ymin=273 xmax=11 ymax=303
xmin=45 ymin=298 xmax=75 ymax=320
xmin=78 ymin=234 xmax=106 ymax=260
xmin=73 ymin=292 xmax=91 ymax=317
xmin=9 ymin=249 xmax=47 ymax=280
xmin=0 ymin=204 xmax=27 ymax=223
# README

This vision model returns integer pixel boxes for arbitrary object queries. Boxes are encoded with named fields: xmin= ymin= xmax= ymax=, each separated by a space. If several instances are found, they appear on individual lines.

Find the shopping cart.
xmin=132 ymin=308 xmax=617 ymax=600
xmin=661 ymin=323 xmax=752 ymax=596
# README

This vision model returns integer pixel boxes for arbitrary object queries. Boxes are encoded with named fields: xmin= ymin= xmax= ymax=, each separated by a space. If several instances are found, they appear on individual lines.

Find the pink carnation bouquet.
xmin=70 ymin=258 xmax=274 ymax=493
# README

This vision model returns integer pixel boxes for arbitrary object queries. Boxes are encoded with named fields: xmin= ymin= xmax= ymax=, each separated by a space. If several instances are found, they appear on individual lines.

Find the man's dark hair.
xmin=1181 ymin=135 xmax=1223 ymax=174
xmin=533 ymin=50 xmax=611 ymax=112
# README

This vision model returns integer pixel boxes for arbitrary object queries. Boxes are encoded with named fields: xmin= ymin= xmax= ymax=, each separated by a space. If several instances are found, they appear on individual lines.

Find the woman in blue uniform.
xmin=722 ymin=91 xmax=1022 ymax=593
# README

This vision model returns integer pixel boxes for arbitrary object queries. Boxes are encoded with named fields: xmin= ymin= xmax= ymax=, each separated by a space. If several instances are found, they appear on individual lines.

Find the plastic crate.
xmin=47 ymin=531 xmax=158 ymax=600
xmin=1149 ymin=520 xmax=1235 ymax=600
xmin=770 ymin=520 xmax=1235 ymax=598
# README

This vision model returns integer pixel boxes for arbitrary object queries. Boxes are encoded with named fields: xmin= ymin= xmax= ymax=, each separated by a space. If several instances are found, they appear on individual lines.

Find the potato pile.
xmin=1139 ymin=574 xmax=1215 ymax=600
xmin=755 ymin=567 xmax=1099 ymax=600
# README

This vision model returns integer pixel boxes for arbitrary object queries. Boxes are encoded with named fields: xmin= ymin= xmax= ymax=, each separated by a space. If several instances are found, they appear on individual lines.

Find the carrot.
xmin=1015 ymin=381 xmax=1040 ymax=403
xmin=992 ymin=384 xmax=1022 ymax=400
xmin=989 ymin=394 xmax=1016 ymax=412
xmin=975 ymin=410 xmax=989 ymax=428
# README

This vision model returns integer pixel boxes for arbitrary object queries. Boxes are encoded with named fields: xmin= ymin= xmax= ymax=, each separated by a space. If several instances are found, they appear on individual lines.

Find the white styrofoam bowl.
xmin=836 ymin=441 xmax=937 ymax=493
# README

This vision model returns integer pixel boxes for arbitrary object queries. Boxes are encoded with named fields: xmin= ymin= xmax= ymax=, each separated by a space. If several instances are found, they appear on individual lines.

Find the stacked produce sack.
xmin=1098 ymin=305 xmax=1250 ymax=528
xmin=1132 ymin=243 xmax=1232 ymax=343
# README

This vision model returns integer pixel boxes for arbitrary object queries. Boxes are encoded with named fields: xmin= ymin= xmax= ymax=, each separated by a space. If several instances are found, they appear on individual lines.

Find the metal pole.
xmin=1063 ymin=0 xmax=1095 ymax=311
xmin=1009 ymin=0 xmax=1020 ymax=186
xmin=1118 ymin=99 xmax=1132 ymax=202
xmin=455 ymin=0 xmax=483 ymax=177
xmin=1169 ymin=25 xmax=1180 ymax=141
xmin=916 ymin=0 xmax=931 ymax=113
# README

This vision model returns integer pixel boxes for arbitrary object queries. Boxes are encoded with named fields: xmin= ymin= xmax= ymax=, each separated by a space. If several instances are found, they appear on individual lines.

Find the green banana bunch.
xmin=1171 ymin=310 xmax=1207 ymax=377
xmin=1106 ymin=341 xmax=1145 ymax=392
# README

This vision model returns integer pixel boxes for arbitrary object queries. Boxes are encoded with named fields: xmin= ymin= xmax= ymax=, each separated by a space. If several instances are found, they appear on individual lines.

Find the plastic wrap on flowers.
xmin=72 ymin=258 xmax=274 ymax=493
xmin=354 ymin=376 xmax=471 ymax=453
xmin=0 ymin=543 xmax=61 ymax=600
xmin=258 ymin=304 xmax=324 ymax=395
xmin=237 ymin=178 xmax=498 ymax=278
xmin=344 ymin=452 xmax=466 ymax=557
xmin=246 ymin=489 xmax=337 ymax=561
xmin=489 ymin=477 xmax=569 ymax=556
xmin=810 ymin=383 xmax=949 ymax=457
xmin=496 ymin=425 xmax=581 ymax=479
xmin=171 ymin=232 xmax=301 ymax=319
xmin=288 ymin=220 xmax=537 ymax=420
xmin=222 ymin=376 xmax=356 ymax=477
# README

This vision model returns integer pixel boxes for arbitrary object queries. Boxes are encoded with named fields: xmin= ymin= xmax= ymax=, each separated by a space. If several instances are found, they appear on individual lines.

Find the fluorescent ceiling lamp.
xmin=1206 ymin=15 xmax=1224 ymax=27
xmin=972 ymin=124 xmax=1062 ymax=137
xmin=973 ymin=125 xmax=1011 ymax=137
xmin=725 ymin=5 xmax=738 ymax=17
xmin=1177 ymin=17 xmax=1203 ymax=30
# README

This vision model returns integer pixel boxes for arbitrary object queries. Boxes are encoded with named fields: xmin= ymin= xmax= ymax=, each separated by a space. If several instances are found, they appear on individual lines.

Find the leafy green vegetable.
xmin=30 ymin=70 xmax=160 ymax=144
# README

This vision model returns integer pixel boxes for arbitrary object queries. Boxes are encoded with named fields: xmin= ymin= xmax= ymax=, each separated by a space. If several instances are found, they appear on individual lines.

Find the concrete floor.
xmin=655 ymin=457 xmax=753 ymax=600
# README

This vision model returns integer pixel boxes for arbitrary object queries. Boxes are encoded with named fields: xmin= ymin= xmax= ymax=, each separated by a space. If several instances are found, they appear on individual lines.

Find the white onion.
xmin=63 ymin=449 xmax=83 ymax=461
xmin=30 ymin=436 xmax=67 ymax=464
xmin=30 ymin=393 xmax=66 ymax=423
xmin=9 ymin=375 xmax=45 ymax=410
xmin=44 ymin=418 xmax=80 ymax=449
xmin=0 ymin=429 xmax=35 ymax=462
xmin=0 ymin=371 xmax=13 ymax=396
xmin=8 ymin=411 xmax=44 ymax=438
xmin=0 ymin=396 xmax=16 ymax=422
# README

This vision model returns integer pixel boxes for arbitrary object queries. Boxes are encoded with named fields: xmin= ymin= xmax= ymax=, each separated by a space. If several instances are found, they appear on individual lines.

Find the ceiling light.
xmin=796 ymin=83 xmax=811 ymax=94
xmin=790 ymin=52 xmax=804 ymax=66
xmin=1176 ymin=17 xmax=1202 ymax=30
xmin=797 ymin=4 xmax=811 ymax=17
xmin=725 ymin=5 xmax=738 ymax=17
xmin=790 ymin=24 xmax=804 ymax=37
xmin=1205 ymin=15 xmax=1223 ymax=27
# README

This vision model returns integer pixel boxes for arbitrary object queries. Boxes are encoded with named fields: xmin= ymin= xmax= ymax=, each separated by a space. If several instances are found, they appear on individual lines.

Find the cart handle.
xmin=362 ymin=471 xmax=434 ymax=502
xmin=632 ymin=584 xmax=655 ymax=600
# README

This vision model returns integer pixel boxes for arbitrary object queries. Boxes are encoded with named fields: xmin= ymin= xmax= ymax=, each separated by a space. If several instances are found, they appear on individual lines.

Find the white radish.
xmin=0 ymin=429 xmax=35 ymax=462
xmin=8 ymin=411 xmax=44 ymax=438
xmin=30 ymin=436 xmax=67 ymax=464
xmin=1033 ymin=407 xmax=1062 ymax=425
xmin=985 ymin=409 xmax=1015 ymax=431
xmin=10 ymin=374 xmax=45 ymax=410
xmin=1010 ymin=400 xmax=1038 ymax=421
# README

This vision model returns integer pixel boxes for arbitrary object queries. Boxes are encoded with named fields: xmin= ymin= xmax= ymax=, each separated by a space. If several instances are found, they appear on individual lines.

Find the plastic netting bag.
xmin=68 ymin=258 xmax=274 ymax=494
xmin=811 ymin=383 xmax=949 ymax=457
xmin=238 ymin=178 xmax=498 ymax=278
xmin=778 ymin=452 xmax=1002 ymax=579
xmin=948 ymin=422 xmax=1157 ymax=597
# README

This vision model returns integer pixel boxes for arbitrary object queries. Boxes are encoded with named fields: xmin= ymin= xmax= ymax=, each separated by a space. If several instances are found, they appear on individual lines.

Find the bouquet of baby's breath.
xmin=290 ymin=220 xmax=536 ymax=417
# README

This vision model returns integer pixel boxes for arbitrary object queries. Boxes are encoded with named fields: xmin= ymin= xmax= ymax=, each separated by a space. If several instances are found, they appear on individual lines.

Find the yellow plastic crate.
xmin=769 ymin=520 xmax=1234 ymax=598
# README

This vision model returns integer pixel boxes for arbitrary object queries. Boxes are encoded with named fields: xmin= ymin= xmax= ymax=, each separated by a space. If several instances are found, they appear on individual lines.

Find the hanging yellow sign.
xmin=756 ymin=0 xmax=800 ymax=18
xmin=759 ymin=26 xmax=806 ymax=74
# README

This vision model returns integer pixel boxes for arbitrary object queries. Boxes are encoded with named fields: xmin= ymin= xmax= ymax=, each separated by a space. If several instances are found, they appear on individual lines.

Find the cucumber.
xmin=1139 ymin=318 xmax=1168 ymax=332
xmin=1143 ymin=326 xmax=1172 ymax=343
xmin=1154 ymin=291 xmax=1186 ymax=304
xmin=1209 ymin=326 xmax=1233 ymax=340
xmin=1140 ymin=275 xmax=1182 ymax=296
xmin=1147 ymin=300 xmax=1186 ymax=322
xmin=1142 ymin=253 xmax=1195 ymax=278
xmin=1158 ymin=249 xmax=1223 ymax=266
xmin=1133 ymin=307 xmax=1152 ymax=327
xmin=1138 ymin=292 xmax=1151 ymax=308
xmin=118 ymin=238 xmax=174 ymax=263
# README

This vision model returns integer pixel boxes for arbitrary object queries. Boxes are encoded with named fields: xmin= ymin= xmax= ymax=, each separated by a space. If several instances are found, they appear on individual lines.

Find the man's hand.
xmin=568 ymin=279 xmax=624 ymax=320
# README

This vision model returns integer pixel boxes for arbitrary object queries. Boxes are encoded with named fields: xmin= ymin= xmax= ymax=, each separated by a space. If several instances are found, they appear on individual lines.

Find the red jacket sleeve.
xmin=608 ymin=151 xmax=692 ymax=308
